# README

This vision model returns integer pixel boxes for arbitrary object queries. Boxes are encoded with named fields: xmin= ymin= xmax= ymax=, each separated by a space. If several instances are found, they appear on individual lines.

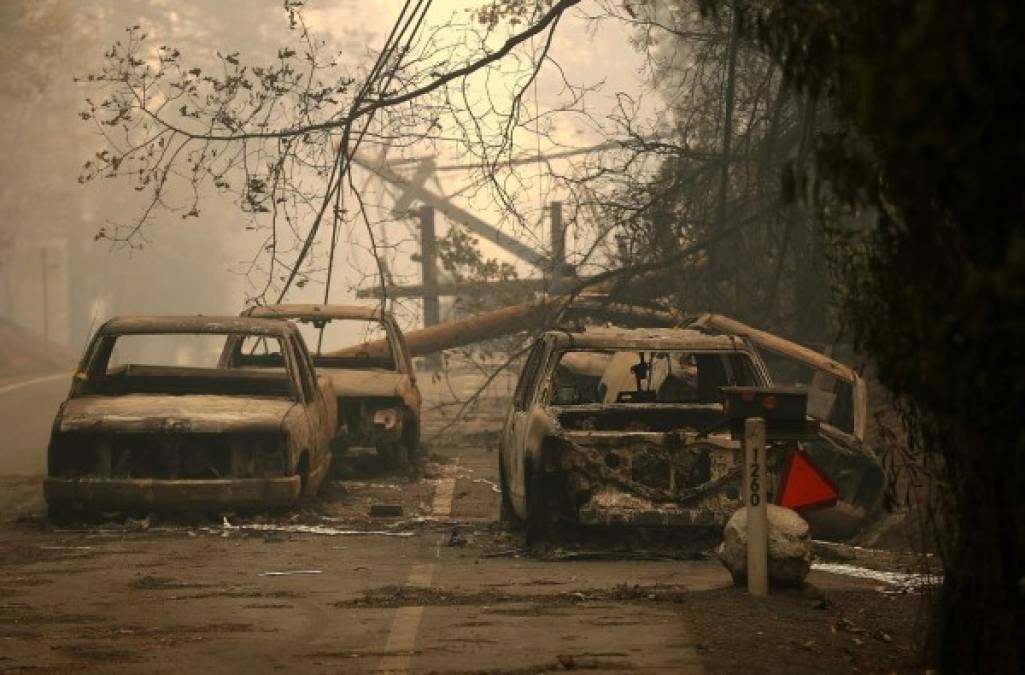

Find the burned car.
xmin=45 ymin=316 xmax=335 ymax=516
xmin=235 ymin=304 xmax=421 ymax=464
xmin=690 ymin=314 xmax=881 ymax=538
xmin=498 ymin=325 xmax=881 ymax=541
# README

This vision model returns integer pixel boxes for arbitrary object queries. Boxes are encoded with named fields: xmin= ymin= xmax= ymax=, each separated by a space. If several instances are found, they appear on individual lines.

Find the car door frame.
xmin=293 ymin=332 xmax=334 ymax=463
xmin=501 ymin=337 xmax=550 ymax=505
xmin=383 ymin=315 xmax=421 ymax=414
xmin=691 ymin=313 xmax=867 ymax=441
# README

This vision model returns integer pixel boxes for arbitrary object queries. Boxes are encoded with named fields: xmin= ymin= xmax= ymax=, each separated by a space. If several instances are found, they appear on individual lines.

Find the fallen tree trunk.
xmin=331 ymin=296 xmax=683 ymax=359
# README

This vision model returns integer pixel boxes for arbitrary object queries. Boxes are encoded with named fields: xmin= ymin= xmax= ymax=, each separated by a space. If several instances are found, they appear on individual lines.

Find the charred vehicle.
xmin=45 ymin=317 xmax=335 ymax=515
xmin=499 ymin=326 xmax=882 ymax=541
xmin=690 ymin=314 xmax=881 ymax=538
xmin=236 ymin=305 xmax=421 ymax=464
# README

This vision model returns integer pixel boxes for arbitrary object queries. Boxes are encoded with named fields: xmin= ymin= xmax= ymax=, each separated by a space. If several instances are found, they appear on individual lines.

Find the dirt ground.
xmin=0 ymin=374 xmax=933 ymax=673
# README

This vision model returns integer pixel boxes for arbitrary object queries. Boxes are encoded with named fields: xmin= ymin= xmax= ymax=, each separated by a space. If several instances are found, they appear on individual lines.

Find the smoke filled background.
xmin=0 ymin=1 xmax=644 ymax=354
xmin=1 ymin=2 xmax=1022 ymax=671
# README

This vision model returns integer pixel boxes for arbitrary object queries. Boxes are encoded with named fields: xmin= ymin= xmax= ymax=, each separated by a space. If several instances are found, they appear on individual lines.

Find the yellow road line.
xmin=429 ymin=476 xmax=457 ymax=518
xmin=378 ymin=476 xmax=457 ymax=673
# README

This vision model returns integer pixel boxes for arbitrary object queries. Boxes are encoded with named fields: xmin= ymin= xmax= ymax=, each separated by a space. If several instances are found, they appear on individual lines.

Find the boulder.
xmin=717 ymin=504 xmax=812 ymax=587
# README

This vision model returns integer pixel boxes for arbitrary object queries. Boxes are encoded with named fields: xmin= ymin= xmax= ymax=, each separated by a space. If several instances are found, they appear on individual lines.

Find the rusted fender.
xmin=325 ymin=370 xmax=408 ymax=398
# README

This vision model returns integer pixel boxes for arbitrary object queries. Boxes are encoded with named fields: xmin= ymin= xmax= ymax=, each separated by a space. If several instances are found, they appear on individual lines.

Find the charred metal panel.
xmin=549 ymin=431 xmax=746 ymax=527
xmin=336 ymin=396 xmax=405 ymax=446
xmin=46 ymin=316 xmax=334 ymax=514
xmin=239 ymin=304 xmax=422 ymax=463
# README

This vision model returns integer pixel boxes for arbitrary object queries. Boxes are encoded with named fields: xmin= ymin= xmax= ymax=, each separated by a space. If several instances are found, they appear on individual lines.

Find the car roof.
xmin=246 ymin=304 xmax=388 ymax=321
xmin=97 ymin=315 xmax=296 ymax=337
xmin=545 ymin=327 xmax=754 ymax=352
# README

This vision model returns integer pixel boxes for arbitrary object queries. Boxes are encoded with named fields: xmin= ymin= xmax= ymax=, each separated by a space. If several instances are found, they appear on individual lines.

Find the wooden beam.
xmin=551 ymin=201 xmax=566 ymax=273
xmin=357 ymin=278 xmax=554 ymax=299
xmin=331 ymin=296 xmax=681 ymax=359
xmin=352 ymin=152 xmax=549 ymax=268
xmin=419 ymin=206 xmax=440 ymax=330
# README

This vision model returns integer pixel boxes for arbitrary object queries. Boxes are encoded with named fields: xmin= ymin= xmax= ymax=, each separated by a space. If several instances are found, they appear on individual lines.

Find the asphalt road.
xmin=0 ymin=373 xmax=923 ymax=673
xmin=0 ymin=372 xmax=69 ymax=475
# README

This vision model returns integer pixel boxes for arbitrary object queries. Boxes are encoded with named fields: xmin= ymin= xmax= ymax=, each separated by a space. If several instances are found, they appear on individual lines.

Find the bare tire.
xmin=296 ymin=452 xmax=311 ymax=505
xmin=328 ymin=444 xmax=349 ymax=480
xmin=379 ymin=416 xmax=419 ymax=467
xmin=525 ymin=465 xmax=556 ymax=544
xmin=498 ymin=453 xmax=517 ymax=524
xmin=47 ymin=506 xmax=77 ymax=526
xmin=402 ymin=418 xmax=421 ymax=462
xmin=377 ymin=443 xmax=408 ymax=469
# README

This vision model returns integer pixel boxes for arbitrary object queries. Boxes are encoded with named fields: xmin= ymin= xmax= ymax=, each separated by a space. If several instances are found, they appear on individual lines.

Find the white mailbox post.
xmin=744 ymin=417 xmax=768 ymax=596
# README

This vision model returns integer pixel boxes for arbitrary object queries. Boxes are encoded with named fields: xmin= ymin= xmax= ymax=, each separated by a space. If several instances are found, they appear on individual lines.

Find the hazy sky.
xmin=3 ymin=1 xmax=652 ymax=341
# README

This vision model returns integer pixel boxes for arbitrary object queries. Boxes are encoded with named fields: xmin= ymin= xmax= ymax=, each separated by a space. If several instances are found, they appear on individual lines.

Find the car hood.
xmin=57 ymin=395 xmax=296 ymax=434
xmin=323 ymin=369 xmax=408 ymax=398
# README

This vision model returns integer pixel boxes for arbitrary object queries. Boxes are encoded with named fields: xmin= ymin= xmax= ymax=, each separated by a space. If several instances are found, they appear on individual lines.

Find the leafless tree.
xmin=78 ymin=0 xmax=839 ymax=422
xmin=78 ymin=0 xmax=579 ymax=310
xmin=535 ymin=0 xmax=829 ymax=343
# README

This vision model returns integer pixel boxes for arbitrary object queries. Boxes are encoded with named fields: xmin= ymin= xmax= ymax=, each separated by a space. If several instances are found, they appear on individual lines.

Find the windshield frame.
xmin=248 ymin=315 xmax=406 ymax=373
xmin=541 ymin=345 xmax=771 ymax=408
xmin=74 ymin=330 xmax=302 ymax=400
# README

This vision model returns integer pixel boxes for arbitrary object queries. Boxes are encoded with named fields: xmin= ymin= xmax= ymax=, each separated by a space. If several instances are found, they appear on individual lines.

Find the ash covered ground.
xmin=0 ymin=371 xmax=931 ymax=673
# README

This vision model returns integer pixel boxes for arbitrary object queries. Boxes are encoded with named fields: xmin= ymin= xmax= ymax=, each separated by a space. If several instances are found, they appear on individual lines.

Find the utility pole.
xmin=550 ymin=201 xmax=565 ymax=278
xmin=355 ymin=152 xmax=548 ymax=268
xmin=712 ymin=2 xmax=741 ymax=309
xmin=419 ymin=206 xmax=441 ymax=370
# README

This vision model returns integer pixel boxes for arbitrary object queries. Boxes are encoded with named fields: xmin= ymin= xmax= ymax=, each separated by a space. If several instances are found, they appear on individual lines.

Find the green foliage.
xmin=437 ymin=226 xmax=520 ymax=287
xmin=435 ymin=225 xmax=529 ymax=317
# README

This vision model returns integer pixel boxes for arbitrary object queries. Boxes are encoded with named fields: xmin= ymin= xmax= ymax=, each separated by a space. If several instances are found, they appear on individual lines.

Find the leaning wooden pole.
xmin=550 ymin=201 xmax=565 ymax=277
xmin=419 ymin=205 xmax=442 ymax=369
xmin=329 ymin=296 xmax=682 ymax=360
xmin=419 ymin=205 xmax=440 ymax=330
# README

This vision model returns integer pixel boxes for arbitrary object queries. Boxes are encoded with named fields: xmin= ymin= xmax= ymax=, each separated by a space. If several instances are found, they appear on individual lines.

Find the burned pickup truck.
xmin=45 ymin=316 xmax=335 ymax=516
xmin=498 ymin=325 xmax=881 ymax=541
xmin=236 ymin=304 xmax=422 ymax=465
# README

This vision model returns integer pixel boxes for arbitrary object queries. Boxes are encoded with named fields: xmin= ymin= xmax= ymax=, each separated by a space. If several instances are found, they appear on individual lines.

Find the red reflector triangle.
xmin=776 ymin=451 xmax=839 ymax=511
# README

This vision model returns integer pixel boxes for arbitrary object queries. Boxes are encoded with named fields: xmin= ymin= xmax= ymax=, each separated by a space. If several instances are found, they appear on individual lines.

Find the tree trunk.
xmin=935 ymin=429 xmax=1025 ymax=672
xmin=708 ymin=2 xmax=741 ymax=312
xmin=788 ymin=95 xmax=828 ymax=346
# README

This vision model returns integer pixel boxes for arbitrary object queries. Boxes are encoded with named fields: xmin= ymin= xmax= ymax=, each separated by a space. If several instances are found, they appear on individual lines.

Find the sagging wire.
xmin=276 ymin=0 xmax=428 ymax=305
xmin=315 ymin=0 xmax=435 ymax=342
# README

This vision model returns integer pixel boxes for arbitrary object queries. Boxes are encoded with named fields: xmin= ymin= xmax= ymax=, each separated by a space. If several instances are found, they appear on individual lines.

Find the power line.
xmin=276 ymin=0 xmax=432 ymax=304
xmin=428 ymin=139 xmax=637 ymax=171
xmin=323 ymin=0 xmax=435 ymax=307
